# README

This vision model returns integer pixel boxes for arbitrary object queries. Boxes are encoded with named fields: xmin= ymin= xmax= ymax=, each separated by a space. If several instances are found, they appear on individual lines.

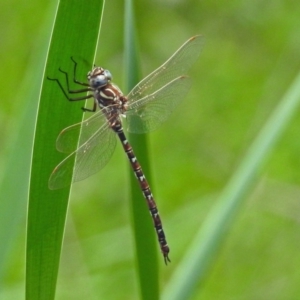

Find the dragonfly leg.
xmin=47 ymin=74 xmax=94 ymax=102
xmin=70 ymin=56 xmax=90 ymax=87
xmin=81 ymin=101 xmax=97 ymax=112
xmin=48 ymin=60 xmax=94 ymax=102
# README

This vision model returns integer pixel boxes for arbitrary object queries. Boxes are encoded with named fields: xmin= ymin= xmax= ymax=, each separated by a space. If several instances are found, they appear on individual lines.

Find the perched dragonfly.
xmin=48 ymin=35 xmax=204 ymax=264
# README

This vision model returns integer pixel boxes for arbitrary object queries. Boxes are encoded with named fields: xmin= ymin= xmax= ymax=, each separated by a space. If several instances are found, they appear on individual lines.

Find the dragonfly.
xmin=48 ymin=35 xmax=204 ymax=264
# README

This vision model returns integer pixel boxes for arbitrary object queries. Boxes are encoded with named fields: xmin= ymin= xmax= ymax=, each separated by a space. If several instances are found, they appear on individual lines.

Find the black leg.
xmin=81 ymin=101 xmax=97 ymax=112
xmin=58 ymin=67 xmax=93 ymax=94
xmin=71 ymin=56 xmax=90 ymax=87
xmin=47 ymin=76 xmax=94 ymax=102
xmin=47 ymin=57 xmax=94 ymax=102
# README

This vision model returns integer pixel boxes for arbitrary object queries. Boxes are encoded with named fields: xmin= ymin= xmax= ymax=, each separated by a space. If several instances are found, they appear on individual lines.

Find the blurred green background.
xmin=2 ymin=0 xmax=300 ymax=299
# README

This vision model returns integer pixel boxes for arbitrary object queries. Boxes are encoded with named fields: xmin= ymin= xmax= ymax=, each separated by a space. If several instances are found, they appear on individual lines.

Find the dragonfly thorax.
xmin=96 ymin=83 xmax=128 ymax=112
xmin=87 ymin=67 xmax=112 ymax=89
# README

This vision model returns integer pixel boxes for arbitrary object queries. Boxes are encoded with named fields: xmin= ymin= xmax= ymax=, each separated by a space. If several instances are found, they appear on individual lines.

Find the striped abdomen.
xmin=113 ymin=122 xmax=170 ymax=264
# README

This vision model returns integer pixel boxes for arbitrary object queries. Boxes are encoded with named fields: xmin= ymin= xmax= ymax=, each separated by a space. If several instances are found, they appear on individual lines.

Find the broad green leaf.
xmin=26 ymin=1 xmax=104 ymax=299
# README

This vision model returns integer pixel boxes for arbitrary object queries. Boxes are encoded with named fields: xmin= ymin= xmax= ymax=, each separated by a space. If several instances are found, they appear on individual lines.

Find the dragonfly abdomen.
xmin=114 ymin=123 xmax=170 ymax=264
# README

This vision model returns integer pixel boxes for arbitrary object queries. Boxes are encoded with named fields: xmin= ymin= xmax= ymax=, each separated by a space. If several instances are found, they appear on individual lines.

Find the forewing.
xmin=49 ymin=122 xmax=116 ymax=190
xmin=56 ymin=110 xmax=108 ymax=153
xmin=125 ymin=76 xmax=192 ymax=133
xmin=127 ymin=35 xmax=203 ymax=104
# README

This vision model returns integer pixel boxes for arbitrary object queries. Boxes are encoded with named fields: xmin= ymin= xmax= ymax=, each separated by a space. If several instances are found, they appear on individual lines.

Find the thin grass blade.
xmin=124 ymin=1 xmax=159 ymax=299
xmin=162 ymin=72 xmax=300 ymax=300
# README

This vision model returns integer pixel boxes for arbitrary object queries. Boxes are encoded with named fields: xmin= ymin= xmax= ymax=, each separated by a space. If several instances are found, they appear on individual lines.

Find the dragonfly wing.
xmin=56 ymin=110 xmax=108 ymax=153
xmin=49 ymin=122 xmax=116 ymax=190
xmin=125 ymin=76 xmax=192 ymax=133
xmin=127 ymin=35 xmax=204 ymax=104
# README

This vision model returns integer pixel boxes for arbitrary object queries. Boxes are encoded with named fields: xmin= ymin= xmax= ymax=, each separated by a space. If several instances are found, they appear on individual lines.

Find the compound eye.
xmin=103 ymin=70 xmax=112 ymax=81
xmin=92 ymin=74 xmax=108 ymax=87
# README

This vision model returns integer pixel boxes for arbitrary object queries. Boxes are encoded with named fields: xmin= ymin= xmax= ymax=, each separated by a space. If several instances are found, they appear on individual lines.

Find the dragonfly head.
xmin=87 ymin=67 xmax=112 ymax=89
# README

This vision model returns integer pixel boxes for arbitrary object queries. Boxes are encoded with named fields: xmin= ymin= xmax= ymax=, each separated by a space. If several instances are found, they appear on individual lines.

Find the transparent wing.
xmin=56 ymin=110 xmax=109 ymax=153
xmin=125 ymin=76 xmax=192 ymax=133
xmin=127 ymin=35 xmax=204 ymax=104
xmin=49 ymin=119 xmax=116 ymax=190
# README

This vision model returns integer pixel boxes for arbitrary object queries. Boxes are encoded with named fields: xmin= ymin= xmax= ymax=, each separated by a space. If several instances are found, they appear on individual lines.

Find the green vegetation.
xmin=1 ymin=0 xmax=300 ymax=299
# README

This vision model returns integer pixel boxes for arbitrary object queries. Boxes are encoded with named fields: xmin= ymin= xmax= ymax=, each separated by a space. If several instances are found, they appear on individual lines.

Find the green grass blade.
xmin=0 ymin=4 xmax=55 ymax=282
xmin=124 ymin=1 xmax=159 ymax=299
xmin=162 ymin=72 xmax=300 ymax=300
xmin=26 ymin=1 xmax=104 ymax=299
